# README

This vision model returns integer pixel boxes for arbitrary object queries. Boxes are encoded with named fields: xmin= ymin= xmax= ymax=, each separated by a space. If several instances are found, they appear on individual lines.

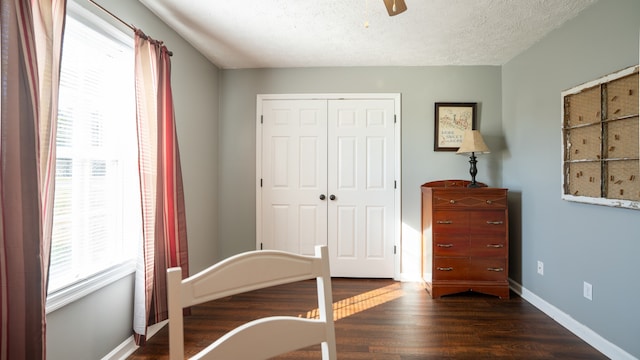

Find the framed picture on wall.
xmin=434 ymin=102 xmax=477 ymax=151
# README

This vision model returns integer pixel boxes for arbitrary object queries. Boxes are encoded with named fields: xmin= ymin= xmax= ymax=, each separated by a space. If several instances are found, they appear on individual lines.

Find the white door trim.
xmin=256 ymin=93 xmax=402 ymax=280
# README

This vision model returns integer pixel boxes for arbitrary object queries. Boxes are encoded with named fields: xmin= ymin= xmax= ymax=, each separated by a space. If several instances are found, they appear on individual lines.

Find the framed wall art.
xmin=561 ymin=65 xmax=639 ymax=209
xmin=434 ymin=102 xmax=477 ymax=151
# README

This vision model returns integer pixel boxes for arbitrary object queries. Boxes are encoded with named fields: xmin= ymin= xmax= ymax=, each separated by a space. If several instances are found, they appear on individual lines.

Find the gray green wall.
xmin=46 ymin=0 xmax=219 ymax=359
xmin=218 ymin=67 xmax=503 ymax=279
xmin=502 ymin=0 xmax=639 ymax=357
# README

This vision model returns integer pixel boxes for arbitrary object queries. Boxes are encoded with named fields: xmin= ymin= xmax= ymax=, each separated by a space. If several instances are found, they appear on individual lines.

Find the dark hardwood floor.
xmin=128 ymin=278 xmax=607 ymax=359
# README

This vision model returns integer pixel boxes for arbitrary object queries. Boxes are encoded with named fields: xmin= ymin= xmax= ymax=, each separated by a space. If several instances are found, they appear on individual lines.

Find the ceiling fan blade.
xmin=383 ymin=0 xmax=407 ymax=16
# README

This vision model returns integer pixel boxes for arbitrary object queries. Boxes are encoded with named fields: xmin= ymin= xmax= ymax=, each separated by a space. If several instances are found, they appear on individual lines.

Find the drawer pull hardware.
xmin=449 ymin=200 xmax=456 ymax=204
xmin=437 ymin=267 xmax=454 ymax=271
xmin=486 ymin=244 xmax=504 ymax=248
xmin=436 ymin=243 xmax=454 ymax=248
xmin=436 ymin=220 xmax=453 ymax=224
xmin=486 ymin=221 xmax=504 ymax=225
xmin=487 ymin=267 xmax=504 ymax=272
xmin=486 ymin=200 xmax=493 ymax=204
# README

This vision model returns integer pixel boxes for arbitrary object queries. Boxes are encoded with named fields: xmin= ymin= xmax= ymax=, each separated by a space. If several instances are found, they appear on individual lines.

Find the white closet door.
xmin=327 ymin=99 xmax=395 ymax=277
xmin=258 ymin=96 xmax=397 ymax=278
xmin=260 ymin=99 xmax=328 ymax=255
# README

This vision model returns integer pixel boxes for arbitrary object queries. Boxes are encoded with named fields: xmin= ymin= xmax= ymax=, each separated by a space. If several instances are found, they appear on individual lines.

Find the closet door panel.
xmin=261 ymin=99 xmax=328 ymax=255
xmin=328 ymin=99 xmax=395 ymax=277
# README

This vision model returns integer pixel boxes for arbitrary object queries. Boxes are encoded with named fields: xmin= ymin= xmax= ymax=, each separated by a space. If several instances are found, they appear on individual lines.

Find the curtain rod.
xmin=87 ymin=0 xmax=134 ymax=31
xmin=86 ymin=0 xmax=173 ymax=56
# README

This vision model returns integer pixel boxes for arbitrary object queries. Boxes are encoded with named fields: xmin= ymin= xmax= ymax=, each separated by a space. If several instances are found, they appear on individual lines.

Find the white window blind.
xmin=48 ymin=7 xmax=140 ymax=295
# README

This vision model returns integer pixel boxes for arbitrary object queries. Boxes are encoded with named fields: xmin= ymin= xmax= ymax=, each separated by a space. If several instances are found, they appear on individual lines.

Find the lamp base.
xmin=467 ymin=152 xmax=480 ymax=188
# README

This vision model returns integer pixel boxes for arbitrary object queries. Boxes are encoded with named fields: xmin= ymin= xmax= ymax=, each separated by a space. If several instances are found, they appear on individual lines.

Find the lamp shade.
xmin=456 ymin=130 xmax=490 ymax=154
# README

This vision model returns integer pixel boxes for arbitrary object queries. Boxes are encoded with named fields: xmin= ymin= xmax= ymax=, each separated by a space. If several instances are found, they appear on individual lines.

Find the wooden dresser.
xmin=421 ymin=180 xmax=509 ymax=299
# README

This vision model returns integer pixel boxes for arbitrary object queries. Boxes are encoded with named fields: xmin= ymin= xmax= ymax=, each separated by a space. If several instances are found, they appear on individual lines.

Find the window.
xmin=47 ymin=2 xmax=140 ymax=301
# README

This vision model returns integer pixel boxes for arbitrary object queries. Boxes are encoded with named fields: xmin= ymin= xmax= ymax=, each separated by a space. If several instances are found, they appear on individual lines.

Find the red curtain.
xmin=0 ymin=0 xmax=66 ymax=359
xmin=132 ymin=29 xmax=189 ymax=345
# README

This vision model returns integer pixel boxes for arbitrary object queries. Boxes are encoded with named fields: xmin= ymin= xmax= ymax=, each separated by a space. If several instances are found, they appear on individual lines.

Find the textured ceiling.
xmin=138 ymin=0 xmax=597 ymax=69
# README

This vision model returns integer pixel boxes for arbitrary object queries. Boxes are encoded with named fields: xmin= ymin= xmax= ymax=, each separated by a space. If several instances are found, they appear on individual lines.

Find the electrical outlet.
xmin=583 ymin=281 xmax=593 ymax=301
xmin=537 ymin=261 xmax=544 ymax=275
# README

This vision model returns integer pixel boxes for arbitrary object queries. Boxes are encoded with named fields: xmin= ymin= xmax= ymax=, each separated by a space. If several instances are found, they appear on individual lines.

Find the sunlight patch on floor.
xmin=301 ymin=283 xmax=404 ymax=321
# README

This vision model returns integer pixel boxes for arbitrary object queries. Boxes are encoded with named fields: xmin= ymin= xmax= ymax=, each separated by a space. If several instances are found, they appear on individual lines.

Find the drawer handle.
xmin=487 ymin=267 xmax=504 ymax=272
xmin=437 ymin=267 xmax=454 ymax=271
xmin=436 ymin=243 xmax=453 ymax=248
xmin=449 ymin=200 xmax=456 ymax=204
xmin=486 ymin=200 xmax=493 ymax=204
xmin=486 ymin=244 xmax=504 ymax=248
xmin=436 ymin=220 xmax=453 ymax=224
xmin=486 ymin=221 xmax=504 ymax=225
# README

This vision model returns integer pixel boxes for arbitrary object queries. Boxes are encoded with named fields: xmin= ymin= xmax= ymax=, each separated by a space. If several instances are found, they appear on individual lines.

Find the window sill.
xmin=46 ymin=261 xmax=136 ymax=314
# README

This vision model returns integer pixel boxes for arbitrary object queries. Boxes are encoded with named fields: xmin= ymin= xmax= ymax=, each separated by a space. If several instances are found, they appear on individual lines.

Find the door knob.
xmin=329 ymin=194 xmax=336 ymax=200
xmin=319 ymin=194 xmax=326 ymax=200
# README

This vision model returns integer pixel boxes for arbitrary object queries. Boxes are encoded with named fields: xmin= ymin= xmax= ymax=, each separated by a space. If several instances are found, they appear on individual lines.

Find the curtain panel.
xmin=133 ymin=30 xmax=189 ymax=345
xmin=0 ymin=0 xmax=66 ymax=359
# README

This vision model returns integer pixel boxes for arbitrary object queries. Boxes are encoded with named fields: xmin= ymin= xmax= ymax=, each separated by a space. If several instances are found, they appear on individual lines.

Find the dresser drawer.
xmin=469 ymin=236 xmax=507 ymax=257
xmin=468 ymin=258 xmax=507 ymax=281
xmin=432 ymin=211 xmax=468 ymax=233
xmin=433 ymin=257 xmax=469 ymax=280
xmin=433 ymin=234 xmax=468 ymax=256
xmin=469 ymin=210 xmax=507 ymax=234
xmin=432 ymin=189 xmax=507 ymax=209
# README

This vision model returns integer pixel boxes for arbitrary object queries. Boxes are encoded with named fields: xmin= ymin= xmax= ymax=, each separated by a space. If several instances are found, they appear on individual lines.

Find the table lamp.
xmin=456 ymin=130 xmax=490 ymax=188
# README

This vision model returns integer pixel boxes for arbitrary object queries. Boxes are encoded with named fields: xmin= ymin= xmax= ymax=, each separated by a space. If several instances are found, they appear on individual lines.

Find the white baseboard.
xmin=101 ymin=320 xmax=168 ymax=360
xmin=509 ymin=279 xmax=637 ymax=360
